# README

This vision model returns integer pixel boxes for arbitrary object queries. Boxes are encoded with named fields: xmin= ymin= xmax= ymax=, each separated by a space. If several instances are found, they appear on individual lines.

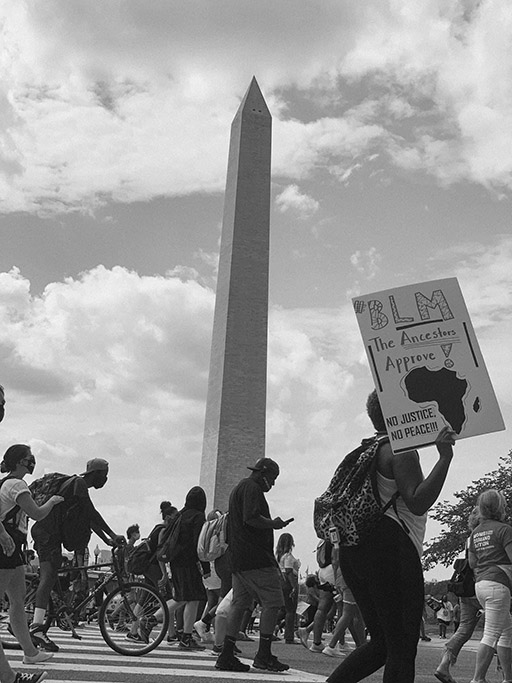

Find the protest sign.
xmin=353 ymin=278 xmax=505 ymax=453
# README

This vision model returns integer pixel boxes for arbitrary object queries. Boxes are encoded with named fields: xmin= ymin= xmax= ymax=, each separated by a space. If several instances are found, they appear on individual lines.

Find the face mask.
xmin=262 ymin=474 xmax=275 ymax=491
xmin=22 ymin=458 xmax=35 ymax=474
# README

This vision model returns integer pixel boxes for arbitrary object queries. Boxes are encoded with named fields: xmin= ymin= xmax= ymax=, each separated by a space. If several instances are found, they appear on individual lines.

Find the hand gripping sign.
xmin=353 ymin=278 xmax=504 ymax=453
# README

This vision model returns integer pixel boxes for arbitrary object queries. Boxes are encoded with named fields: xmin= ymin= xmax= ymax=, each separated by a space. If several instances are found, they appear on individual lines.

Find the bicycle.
xmin=23 ymin=544 xmax=169 ymax=656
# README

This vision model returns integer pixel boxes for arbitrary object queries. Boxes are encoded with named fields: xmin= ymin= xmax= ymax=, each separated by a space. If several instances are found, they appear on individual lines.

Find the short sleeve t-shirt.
xmin=470 ymin=519 xmax=512 ymax=589
xmin=0 ymin=478 xmax=29 ymax=534
xmin=228 ymin=477 xmax=275 ymax=572
xmin=279 ymin=551 xmax=301 ymax=576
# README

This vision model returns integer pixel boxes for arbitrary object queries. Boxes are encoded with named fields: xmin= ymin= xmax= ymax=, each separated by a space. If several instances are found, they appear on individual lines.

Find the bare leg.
xmin=7 ymin=568 xmax=40 ymax=657
xmin=497 ymin=644 xmax=512 ymax=682
xmin=473 ymin=642 xmax=495 ymax=682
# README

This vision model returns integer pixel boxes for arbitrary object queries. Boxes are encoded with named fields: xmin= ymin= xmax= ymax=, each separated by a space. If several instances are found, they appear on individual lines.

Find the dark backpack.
xmin=126 ymin=539 xmax=153 ymax=575
xmin=30 ymin=473 xmax=91 ymax=552
xmin=314 ymin=435 xmax=403 ymax=547
xmin=447 ymin=557 xmax=475 ymax=598
xmin=126 ymin=523 xmax=165 ymax=575
xmin=155 ymin=513 xmax=183 ymax=563
xmin=29 ymin=472 xmax=71 ymax=505
xmin=316 ymin=539 xmax=333 ymax=568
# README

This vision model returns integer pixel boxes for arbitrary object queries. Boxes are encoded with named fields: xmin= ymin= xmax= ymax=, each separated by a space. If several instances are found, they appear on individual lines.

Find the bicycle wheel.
xmin=99 ymin=582 xmax=169 ymax=655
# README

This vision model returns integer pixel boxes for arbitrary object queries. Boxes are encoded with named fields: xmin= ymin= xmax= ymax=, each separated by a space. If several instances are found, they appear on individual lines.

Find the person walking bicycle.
xmin=30 ymin=458 xmax=124 ymax=652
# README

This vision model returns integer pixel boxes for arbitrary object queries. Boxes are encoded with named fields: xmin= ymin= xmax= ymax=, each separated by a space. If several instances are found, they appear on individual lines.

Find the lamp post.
xmin=94 ymin=544 xmax=100 ymax=565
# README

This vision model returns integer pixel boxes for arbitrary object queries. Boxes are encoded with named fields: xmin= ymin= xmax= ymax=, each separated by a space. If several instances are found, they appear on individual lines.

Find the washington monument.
xmin=200 ymin=77 xmax=271 ymax=511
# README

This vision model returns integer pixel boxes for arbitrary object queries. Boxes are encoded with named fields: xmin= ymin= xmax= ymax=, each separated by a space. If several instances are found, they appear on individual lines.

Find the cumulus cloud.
xmin=2 ymin=0 xmax=512 ymax=215
xmin=0 ymin=265 xmax=215 ymax=402
xmin=0 ymin=264 xmax=368 ymax=554
xmin=275 ymin=184 xmax=319 ymax=219
xmin=350 ymin=247 xmax=382 ymax=280
xmin=0 ymin=229 xmax=510 ymax=571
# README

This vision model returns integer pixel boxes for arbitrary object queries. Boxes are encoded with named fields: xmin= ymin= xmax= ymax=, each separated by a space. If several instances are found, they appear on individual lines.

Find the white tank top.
xmin=376 ymin=471 xmax=427 ymax=557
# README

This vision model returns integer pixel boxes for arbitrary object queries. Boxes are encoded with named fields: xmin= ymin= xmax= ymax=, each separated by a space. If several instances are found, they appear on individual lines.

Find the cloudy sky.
xmin=1 ymin=0 xmax=512 ymax=579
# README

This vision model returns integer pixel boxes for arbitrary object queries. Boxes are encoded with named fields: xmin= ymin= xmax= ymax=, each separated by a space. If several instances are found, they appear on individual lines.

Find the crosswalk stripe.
xmin=37 ymin=664 xmax=323 ymax=681
xmin=4 ymin=624 xmax=325 ymax=682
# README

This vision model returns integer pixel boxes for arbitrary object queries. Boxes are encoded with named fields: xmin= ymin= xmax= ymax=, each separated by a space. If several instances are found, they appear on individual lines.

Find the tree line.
xmin=423 ymin=450 xmax=512 ymax=571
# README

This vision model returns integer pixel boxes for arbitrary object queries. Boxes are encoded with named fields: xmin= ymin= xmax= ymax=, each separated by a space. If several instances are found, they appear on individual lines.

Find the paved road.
xmin=0 ymin=624 xmax=501 ymax=683
xmin=1 ymin=624 xmax=325 ymax=683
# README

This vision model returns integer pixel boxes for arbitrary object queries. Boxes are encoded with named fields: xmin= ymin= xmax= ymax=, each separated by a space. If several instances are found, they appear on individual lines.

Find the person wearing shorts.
xmin=321 ymin=557 xmax=366 ymax=657
xmin=30 ymin=458 xmax=124 ymax=652
xmin=215 ymin=458 xmax=292 ymax=674
xmin=0 ymin=444 xmax=64 ymax=683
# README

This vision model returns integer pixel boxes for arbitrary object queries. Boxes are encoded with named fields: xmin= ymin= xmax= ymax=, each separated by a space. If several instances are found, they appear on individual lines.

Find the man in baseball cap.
xmin=215 ymin=456 xmax=291 ymax=674
xmin=247 ymin=458 xmax=280 ymax=477
xmin=31 ymin=457 xmax=123 ymax=651
xmin=82 ymin=458 xmax=109 ymax=475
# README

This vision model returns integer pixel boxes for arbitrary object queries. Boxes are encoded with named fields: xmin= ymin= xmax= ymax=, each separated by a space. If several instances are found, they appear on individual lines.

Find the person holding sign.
xmin=326 ymin=389 xmax=456 ymax=683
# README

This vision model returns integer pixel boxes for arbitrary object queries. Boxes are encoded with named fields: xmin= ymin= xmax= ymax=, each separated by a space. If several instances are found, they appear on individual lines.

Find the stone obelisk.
xmin=200 ymin=77 xmax=271 ymax=512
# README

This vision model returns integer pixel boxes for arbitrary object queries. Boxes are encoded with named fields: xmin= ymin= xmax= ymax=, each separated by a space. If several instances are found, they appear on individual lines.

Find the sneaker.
xmin=167 ymin=634 xmax=179 ymax=643
xmin=253 ymin=654 xmax=290 ymax=672
xmin=14 ymin=673 xmax=47 ymax=683
xmin=310 ymin=642 xmax=324 ymax=653
xmin=194 ymin=620 xmax=214 ymax=643
xmin=126 ymin=632 xmax=144 ymax=642
xmin=210 ymin=645 xmax=223 ymax=656
xmin=23 ymin=652 xmax=54 ymax=665
xmin=179 ymin=635 xmax=206 ymax=651
xmin=338 ymin=643 xmax=353 ymax=654
xmin=297 ymin=627 xmax=310 ymax=649
xmin=322 ymin=645 xmax=344 ymax=658
xmin=29 ymin=626 xmax=59 ymax=653
xmin=215 ymin=655 xmax=250 ymax=672
xmin=139 ymin=615 xmax=158 ymax=643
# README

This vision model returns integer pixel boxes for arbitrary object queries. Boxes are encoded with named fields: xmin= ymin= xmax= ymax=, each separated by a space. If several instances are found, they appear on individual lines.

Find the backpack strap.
xmin=0 ymin=475 xmax=22 ymax=533
xmin=374 ymin=436 xmax=411 ymax=536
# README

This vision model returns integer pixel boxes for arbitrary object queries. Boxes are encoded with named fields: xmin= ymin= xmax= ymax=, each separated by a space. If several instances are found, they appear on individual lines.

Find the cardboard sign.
xmin=353 ymin=278 xmax=505 ymax=453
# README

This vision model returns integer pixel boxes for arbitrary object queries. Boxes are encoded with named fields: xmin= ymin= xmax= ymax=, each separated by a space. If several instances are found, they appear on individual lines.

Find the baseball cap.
xmin=247 ymin=457 xmax=280 ymax=477
xmin=82 ymin=458 xmax=109 ymax=474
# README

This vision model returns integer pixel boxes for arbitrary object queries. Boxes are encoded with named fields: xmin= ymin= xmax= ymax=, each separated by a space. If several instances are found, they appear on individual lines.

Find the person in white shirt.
xmin=275 ymin=533 xmax=301 ymax=644
xmin=0 ymin=444 xmax=64 ymax=683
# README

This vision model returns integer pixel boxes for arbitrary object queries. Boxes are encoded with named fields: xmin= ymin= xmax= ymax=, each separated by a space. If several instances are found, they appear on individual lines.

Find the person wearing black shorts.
xmin=0 ymin=443 xmax=64 ymax=683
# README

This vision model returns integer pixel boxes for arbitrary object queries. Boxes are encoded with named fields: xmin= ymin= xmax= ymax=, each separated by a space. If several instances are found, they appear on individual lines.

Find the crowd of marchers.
xmin=1 ymin=383 xmax=511 ymax=683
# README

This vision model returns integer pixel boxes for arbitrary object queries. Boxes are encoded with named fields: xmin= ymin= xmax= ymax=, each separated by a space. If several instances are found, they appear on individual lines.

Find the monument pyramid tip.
xmin=236 ymin=77 xmax=271 ymax=119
